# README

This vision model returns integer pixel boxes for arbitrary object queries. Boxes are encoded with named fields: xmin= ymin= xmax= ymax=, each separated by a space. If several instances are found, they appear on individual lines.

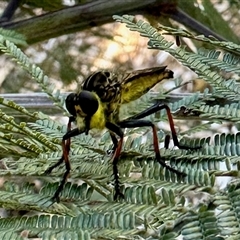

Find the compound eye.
xmin=78 ymin=91 xmax=99 ymax=116
xmin=65 ymin=93 xmax=76 ymax=116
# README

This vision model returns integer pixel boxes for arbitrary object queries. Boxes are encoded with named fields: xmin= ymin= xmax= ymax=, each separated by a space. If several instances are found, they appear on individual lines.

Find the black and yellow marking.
xmin=45 ymin=66 xmax=199 ymax=202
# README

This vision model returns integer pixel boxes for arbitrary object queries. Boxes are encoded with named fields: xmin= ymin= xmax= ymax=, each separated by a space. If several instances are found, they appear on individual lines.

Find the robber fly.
xmin=45 ymin=66 xmax=197 ymax=202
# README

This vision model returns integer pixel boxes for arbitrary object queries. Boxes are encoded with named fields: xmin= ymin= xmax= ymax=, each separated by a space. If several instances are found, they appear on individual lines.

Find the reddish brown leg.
xmin=45 ymin=117 xmax=75 ymax=176
xmin=118 ymin=120 xmax=186 ymax=176
xmin=126 ymin=103 xmax=200 ymax=150
xmin=45 ymin=116 xmax=84 ymax=202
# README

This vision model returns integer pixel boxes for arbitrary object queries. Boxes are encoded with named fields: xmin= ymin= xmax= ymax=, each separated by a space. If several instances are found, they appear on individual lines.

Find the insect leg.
xmin=126 ymin=103 xmax=200 ymax=150
xmin=106 ymin=122 xmax=125 ymax=200
xmin=106 ymin=132 xmax=118 ymax=155
xmin=55 ymin=128 xmax=85 ymax=202
xmin=45 ymin=116 xmax=76 ymax=175
xmin=46 ymin=125 xmax=84 ymax=202
xmin=118 ymin=119 xmax=186 ymax=177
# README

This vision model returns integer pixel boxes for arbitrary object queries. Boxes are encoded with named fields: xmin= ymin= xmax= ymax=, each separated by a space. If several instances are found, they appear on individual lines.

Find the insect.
xmin=45 ymin=66 xmax=196 ymax=202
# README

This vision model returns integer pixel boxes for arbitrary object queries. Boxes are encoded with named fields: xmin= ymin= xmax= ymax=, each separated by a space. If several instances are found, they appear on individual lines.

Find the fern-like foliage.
xmin=0 ymin=28 xmax=27 ymax=46
xmin=0 ymin=18 xmax=239 ymax=239
xmin=0 ymin=37 xmax=66 ymax=113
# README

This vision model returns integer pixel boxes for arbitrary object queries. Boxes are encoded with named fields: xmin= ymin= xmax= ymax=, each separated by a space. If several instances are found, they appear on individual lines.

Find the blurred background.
xmin=0 ymin=0 xmax=239 ymax=95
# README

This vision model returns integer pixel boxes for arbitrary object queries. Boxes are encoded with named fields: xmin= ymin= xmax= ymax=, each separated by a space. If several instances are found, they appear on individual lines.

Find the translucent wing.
xmin=120 ymin=66 xmax=173 ymax=104
xmin=81 ymin=66 xmax=173 ymax=107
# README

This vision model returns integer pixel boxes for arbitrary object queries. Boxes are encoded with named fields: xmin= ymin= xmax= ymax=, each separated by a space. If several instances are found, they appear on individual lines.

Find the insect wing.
xmin=121 ymin=66 xmax=173 ymax=104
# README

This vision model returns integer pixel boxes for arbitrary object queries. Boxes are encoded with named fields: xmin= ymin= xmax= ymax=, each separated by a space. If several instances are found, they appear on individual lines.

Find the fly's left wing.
xmin=82 ymin=71 xmax=120 ymax=103
xmin=120 ymin=66 xmax=173 ymax=104
xmin=81 ymin=66 xmax=173 ymax=108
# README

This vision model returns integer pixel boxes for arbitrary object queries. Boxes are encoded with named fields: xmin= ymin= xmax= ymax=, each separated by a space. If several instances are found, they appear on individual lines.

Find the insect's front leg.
xmin=45 ymin=123 xmax=84 ymax=203
xmin=45 ymin=116 xmax=76 ymax=176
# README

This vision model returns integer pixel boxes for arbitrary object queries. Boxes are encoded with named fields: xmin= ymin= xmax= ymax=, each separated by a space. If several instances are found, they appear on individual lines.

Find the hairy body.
xmin=46 ymin=66 xmax=187 ymax=202
xmin=75 ymin=66 xmax=173 ymax=133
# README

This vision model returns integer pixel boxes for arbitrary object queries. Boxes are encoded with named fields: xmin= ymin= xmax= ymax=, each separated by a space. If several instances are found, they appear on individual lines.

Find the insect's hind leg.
xmin=118 ymin=119 xmax=186 ymax=177
xmin=126 ymin=103 xmax=201 ymax=150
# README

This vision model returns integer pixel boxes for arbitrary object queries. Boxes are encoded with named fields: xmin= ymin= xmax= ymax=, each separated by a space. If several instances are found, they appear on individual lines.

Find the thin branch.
xmin=0 ymin=0 xmax=228 ymax=45
xmin=170 ymin=7 xmax=227 ymax=41
xmin=0 ymin=92 xmax=236 ymax=118
xmin=0 ymin=0 xmax=166 ymax=44
xmin=0 ymin=0 xmax=22 ymax=22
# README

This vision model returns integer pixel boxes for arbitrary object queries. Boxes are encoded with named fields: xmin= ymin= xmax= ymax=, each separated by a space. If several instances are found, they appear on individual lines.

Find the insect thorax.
xmin=82 ymin=71 xmax=122 ymax=124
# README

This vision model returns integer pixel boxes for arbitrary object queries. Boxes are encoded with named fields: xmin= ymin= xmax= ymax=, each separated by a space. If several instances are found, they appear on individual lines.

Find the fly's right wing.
xmin=80 ymin=67 xmax=174 ymax=119
xmin=120 ymin=66 xmax=174 ymax=104
xmin=81 ymin=67 xmax=173 ymax=105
